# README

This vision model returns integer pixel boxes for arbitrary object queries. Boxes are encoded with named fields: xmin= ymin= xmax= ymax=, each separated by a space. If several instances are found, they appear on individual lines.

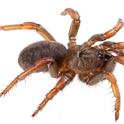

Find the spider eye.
xmin=97 ymin=51 xmax=104 ymax=59
xmin=78 ymin=51 xmax=83 ymax=58
xmin=98 ymin=52 xmax=112 ymax=61
xmin=98 ymin=53 xmax=103 ymax=58
xmin=105 ymin=54 xmax=112 ymax=60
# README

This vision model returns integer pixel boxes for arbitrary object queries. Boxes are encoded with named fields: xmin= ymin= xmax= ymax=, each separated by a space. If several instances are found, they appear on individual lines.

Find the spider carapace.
xmin=0 ymin=8 xmax=124 ymax=121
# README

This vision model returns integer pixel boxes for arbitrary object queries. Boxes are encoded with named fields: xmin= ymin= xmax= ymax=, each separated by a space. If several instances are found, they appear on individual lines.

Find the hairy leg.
xmin=81 ymin=19 xmax=124 ymax=50
xmin=105 ymin=72 xmax=120 ymax=121
xmin=97 ymin=41 xmax=124 ymax=49
xmin=61 ymin=8 xmax=80 ymax=48
xmin=32 ymin=71 xmax=75 ymax=117
xmin=0 ymin=58 xmax=54 ymax=97
xmin=114 ymin=56 xmax=124 ymax=64
xmin=96 ymin=41 xmax=124 ymax=56
xmin=96 ymin=43 xmax=124 ymax=65
xmin=0 ymin=22 xmax=56 ymax=41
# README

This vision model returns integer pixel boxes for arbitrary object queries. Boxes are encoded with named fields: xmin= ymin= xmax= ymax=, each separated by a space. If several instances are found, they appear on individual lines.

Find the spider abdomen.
xmin=18 ymin=41 xmax=67 ymax=71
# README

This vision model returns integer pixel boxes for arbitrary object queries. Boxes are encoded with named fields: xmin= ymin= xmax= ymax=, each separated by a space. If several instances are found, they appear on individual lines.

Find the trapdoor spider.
xmin=0 ymin=8 xmax=124 ymax=121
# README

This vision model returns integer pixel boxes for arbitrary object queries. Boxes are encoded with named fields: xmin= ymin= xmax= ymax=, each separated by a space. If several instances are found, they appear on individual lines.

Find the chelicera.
xmin=0 ymin=8 xmax=124 ymax=121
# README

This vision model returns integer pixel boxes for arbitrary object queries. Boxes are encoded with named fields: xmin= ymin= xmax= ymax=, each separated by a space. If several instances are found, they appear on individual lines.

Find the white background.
xmin=0 ymin=0 xmax=124 ymax=124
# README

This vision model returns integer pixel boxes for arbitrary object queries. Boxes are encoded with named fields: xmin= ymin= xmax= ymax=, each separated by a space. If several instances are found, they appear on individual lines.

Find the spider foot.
xmin=32 ymin=98 xmax=49 ymax=117
xmin=32 ymin=108 xmax=40 ymax=117
xmin=61 ymin=8 xmax=80 ymax=21
xmin=118 ymin=18 xmax=124 ymax=27
xmin=0 ymin=88 xmax=11 ymax=97
xmin=0 ymin=91 xmax=4 ymax=97
xmin=115 ymin=111 xmax=119 ymax=121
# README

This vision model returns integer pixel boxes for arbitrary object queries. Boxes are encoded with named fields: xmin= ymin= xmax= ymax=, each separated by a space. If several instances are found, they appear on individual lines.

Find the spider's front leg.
xmin=0 ymin=58 xmax=54 ymax=97
xmin=96 ymin=41 xmax=124 ymax=56
xmin=98 ymin=41 xmax=124 ymax=49
xmin=32 ymin=71 xmax=75 ymax=117
xmin=0 ymin=22 xmax=56 ymax=41
xmin=61 ymin=8 xmax=80 ymax=48
xmin=105 ymin=72 xmax=120 ymax=121
xmin=96 ymin=40 xmax=124 ymax=64
xmin=81 ymin=18 xmax=124 ymax=50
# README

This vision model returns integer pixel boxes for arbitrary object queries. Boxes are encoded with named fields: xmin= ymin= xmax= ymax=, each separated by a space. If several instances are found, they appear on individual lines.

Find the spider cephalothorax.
xmin=0 ymin=8 xmax=124 ymax=121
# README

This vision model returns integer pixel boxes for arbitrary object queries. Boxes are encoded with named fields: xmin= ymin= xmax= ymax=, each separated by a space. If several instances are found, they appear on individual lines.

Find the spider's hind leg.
xmin=0 ymin=22 xmax=56 ymax=41
xmin=32 ymin=71 xmax=75 ymax=117
xmin=0 ymin=57 xmax=54 ymax=97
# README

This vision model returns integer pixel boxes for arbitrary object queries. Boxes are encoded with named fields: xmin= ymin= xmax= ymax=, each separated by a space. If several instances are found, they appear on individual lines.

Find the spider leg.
xmin=96 ymin=42 xmax=124 ymax=64
xmin=96 ymin=41 xmax=124 ymax=64
xmin=98 ymin=41 xmax=124 ymax=49
xmin=114 ymin=56 xmax=124 ymax=65
xmin=0 ymin=22 xmax=56 ymax=41
xmin=95 ymin=41 xmax=124 ymax=56
xmin=108 ymin=42 xmax=124 ymax=49
xmin=0 ymin=58 xmax=54 ymax=97
xmin=32 ymin=72 xmax=75 ymax=117
xmin=105 ymin=72 xmax=120 ymax=121
xmin=81 ymin=19 xmax=124 ymax=50
xmin=61 ymin=8 xmax=80 ymax=48
xmin=89 ymin=19 xmax=123 ymax=41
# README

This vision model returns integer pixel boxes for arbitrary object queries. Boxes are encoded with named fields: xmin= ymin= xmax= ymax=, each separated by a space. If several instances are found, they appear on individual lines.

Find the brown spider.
xmin=0 ymin=8 xmax=124 ymax=121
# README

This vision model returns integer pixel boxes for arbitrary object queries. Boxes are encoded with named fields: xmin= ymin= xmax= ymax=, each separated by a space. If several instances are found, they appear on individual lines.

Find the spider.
xmin=0 ymin=8 xmax=124 ymax=121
